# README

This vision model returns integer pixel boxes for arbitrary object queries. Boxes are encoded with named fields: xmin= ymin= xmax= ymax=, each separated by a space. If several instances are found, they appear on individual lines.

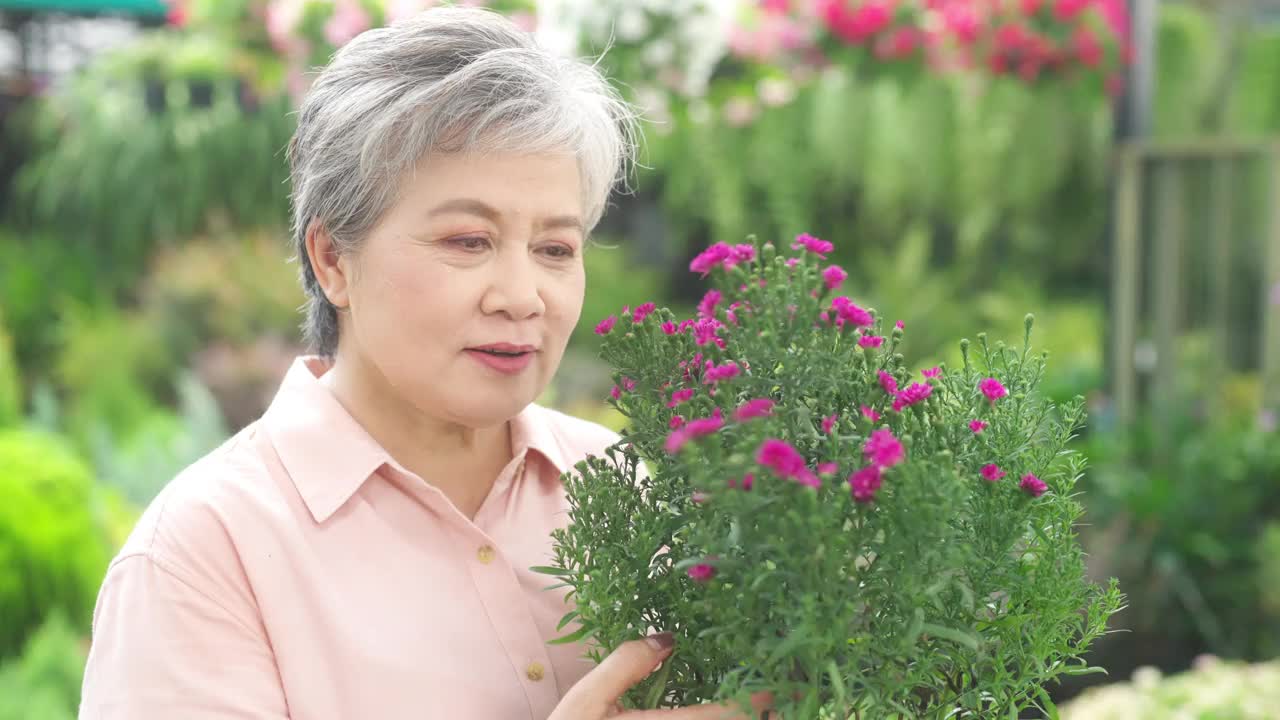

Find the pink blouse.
xmin=80 ymin=356 xmax=622 ymax=719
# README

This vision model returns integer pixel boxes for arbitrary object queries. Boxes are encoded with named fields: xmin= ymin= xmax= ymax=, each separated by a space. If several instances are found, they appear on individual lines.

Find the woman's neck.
xmin=318 ymin=352 xmax=512 ymax=518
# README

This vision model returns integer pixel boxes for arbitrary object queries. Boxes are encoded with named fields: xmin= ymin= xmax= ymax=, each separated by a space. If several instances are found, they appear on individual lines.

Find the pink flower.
xmin=1053 ymin=0 xmax=1090 ymax=21
xmin=756 ymin=438 xmax=817 ymax=486
xmin=661 ymin=321 xmax=679 ymax=335
xmin=594 ymin=315 xmax=617 ymax=335
xmin=979 ymin=378 xmax=1009 ymax=404
xmin=632 ymin=302 xmax=656 ymax=323
xmin=678 ymin=319 xmax=697 ymax=333
xmin=878 ymin=370 xmax=899 ymax=396
xmin=858 ymin=335 xmax=885 ymax=349
xmin=669 ymin=415 xmax=686 ymax=430
xmin=1073 ymin=25 xmax=1102 ymax=67
xmin=821 ymin=414 xmax=838 ymax=434
xmin=790 ymin=232 xmax=834 ymax=258
xmin=818 ymin=462 xmax=839 ymax=475
xmin=832 ymin=297 xmax=873 ymax=327
xmin=609 ymin=385 xmax=621 ymax=400
xmin=665 ymin=415 xmax=725 ymax=454
xmin=730 ymin=244 xmax=757 ymax=265
xmin=922 ymin=367 xmax=942 ymax=379
xmin=848 ymin=466 xmax=883 ymax=503
xmin=687 ymin=563 xmax=717 ymax=583
xmin=822 ymin=265 xmax=848 ymax=290
xmin=944 ymin=3 xmax=980 ymax=44
xmin=860 ymin=405 xmax=881 ymax=423
xmin=693 ymin=318 xmax=724 ymax=348
xmin=895 ymin=320 xmax=904 ymax=330
xmin=697 ymin=289 xmax=722 ymax=318
xmin=863 ymin=428 xmax=905 ymax=468
xmin=324 ymin=0 xmax=371 ymax=47
xmin=822 ymin=0 xmax=892 ymax=44
xmin=668 ymin=388 xmax=695 ymax=408
xmin=1020 ymin=473 xmax=1048 ymax=497
xmin=981 ymin=464 xmax=1006 ymax=482
xmin=691 ymin=491 xmax=709 ymax=504
xmin=1020 ymin=0 xmax=1044 ymax=13
xmin=704 ymin=361 xmax=741 ymax=384
xmin=734 ymin=398 xmax=775 ymax=421
xmin=969 ymin=419 xmax=988 ymax=434
xmin=689 ymin=243 xmax=734 ymax=276
xmin=785 ymin=258 xmax=800 ymax=269
xmin=622 ymin=377 xmax=636 ymax=391
xmin=892 ymin=382 xmax=933 ymax=412
xmin=728 ymin=472 xmax=756 ymax=491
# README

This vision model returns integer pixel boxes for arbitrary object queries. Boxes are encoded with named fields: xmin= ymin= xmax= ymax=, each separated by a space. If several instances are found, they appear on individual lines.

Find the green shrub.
xmin=1061 ymin=659 xmax=1280 ymax=719
xmin=0 ymin=313 xmax=19 ymax=428
xmin=0 ymin=430 xmax=113 ymax=660
xmin=0 ymin=613 xmax=86 ymax=720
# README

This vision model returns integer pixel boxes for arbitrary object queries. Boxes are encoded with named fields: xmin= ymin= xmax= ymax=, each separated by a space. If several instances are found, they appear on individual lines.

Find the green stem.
xmin=644 ymin=659 xmax=674 ymax=709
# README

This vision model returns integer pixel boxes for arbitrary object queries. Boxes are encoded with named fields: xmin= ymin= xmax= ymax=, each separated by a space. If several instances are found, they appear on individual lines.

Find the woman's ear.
xmin=305 ymin=222 xmax=352 ymax=309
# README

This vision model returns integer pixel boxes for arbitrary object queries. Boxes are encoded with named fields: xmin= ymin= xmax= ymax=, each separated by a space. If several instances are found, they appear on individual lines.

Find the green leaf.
xmin=529 ymin=565 xmax=566 ymax=577
xmin=1033 ymin=685 xmax=1060 ymax=720
xmin=556 ymin=610 xmax=580 ymax=632
xmin=548 ymin=624 xmax=593 ymax=646
xmin=920 ymin=623 xmax=980 ymax=652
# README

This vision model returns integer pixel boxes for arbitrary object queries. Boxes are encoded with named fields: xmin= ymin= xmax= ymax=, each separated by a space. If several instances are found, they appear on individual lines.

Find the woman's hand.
xmin=550 ymin=632 xmax=775 ymax=719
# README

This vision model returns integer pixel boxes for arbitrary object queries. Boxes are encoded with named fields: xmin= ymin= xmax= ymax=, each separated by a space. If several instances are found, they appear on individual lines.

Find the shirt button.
xmin=525 ymin=661 xmax=545 ymax=682
xmin=476 ymin=545 xmax=495 ymax=564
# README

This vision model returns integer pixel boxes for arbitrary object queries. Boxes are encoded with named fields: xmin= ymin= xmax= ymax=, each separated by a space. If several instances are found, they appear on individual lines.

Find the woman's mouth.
xmin=465 ymin=347 xmax=536 ymax=374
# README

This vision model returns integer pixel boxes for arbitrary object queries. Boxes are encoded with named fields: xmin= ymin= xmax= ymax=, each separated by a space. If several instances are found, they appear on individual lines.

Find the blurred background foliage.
xmin=0 ymin=1 xmax=1278 ymax=717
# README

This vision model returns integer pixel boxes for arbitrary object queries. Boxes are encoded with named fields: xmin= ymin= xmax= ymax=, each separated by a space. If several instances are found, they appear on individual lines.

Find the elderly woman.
xmin=78 ymin=7 xmax=770 ymax=720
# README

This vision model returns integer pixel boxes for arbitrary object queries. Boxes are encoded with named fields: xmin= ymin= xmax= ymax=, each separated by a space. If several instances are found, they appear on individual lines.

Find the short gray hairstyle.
xmin=287 ymin=6 xmax=640 ymax=356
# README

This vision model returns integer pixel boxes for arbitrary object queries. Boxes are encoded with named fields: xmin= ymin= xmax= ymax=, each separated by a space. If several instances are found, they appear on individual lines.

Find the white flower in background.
xmin=757 ymin=76 xmax=796 ymax=107
xmin=642 ymin=37 xmax=675 ymax=67
xmin=721 ymin=96 xmax=757 ymax=127
xmin=615 ymin=7 xmax=650 ymax=42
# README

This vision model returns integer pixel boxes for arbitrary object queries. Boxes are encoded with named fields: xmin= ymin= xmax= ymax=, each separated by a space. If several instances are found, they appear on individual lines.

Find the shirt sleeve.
xmin=79 ymin=553 xmax=290 ymax=720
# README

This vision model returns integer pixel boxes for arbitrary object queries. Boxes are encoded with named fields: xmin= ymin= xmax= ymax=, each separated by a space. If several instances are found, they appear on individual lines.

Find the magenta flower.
xmin=693 ymin=318 xmax=724 ymax=348
xmin=858 ymin=335 xmax=885 ymax=349
xmin=687 ymin=563 xmax=717 ymax=583
xmin=609 ymin=385 xmax=621 ymax=400
xmin=860 ymin=405 xmax=881 ymax=423
xmin=1020 ymin=473 xmax=1048 ymax=497
xmin=678 ymin=319 xmax=697 ymax=333
xmin=667 ymin=388 xmax=695 ymax=408
xmin=981 ymin=464 xmax=1005 ymax=482
xmin=969 ymin=419 xmax=988 ymax=434
xmin=730 ymin=244 xmax=756 ymax=265
xmin=922 ymin=367 xmax=942 ymax=379
xmin=821 ymin=414 xmax=838 ymax=434
xmin=785 ymin=258 xmax=800 ymax=269
xmin=791 ymin=232 xmax=834 ymax=258
xmin=863 ymin=428 xmax=905 ymax=468
xmin=691 ymin=491 xmax=709 ymax=504
xmin=892 ymin=382 xmax=933 ymax=412
xmin=669 ymin=415 xmax=685 ymax=430
xmin=756 ymin=438 xmax=817 ymax=486
xmin=895 ymin=320 xmax=905 ymax=330
xmin=697 ymin=289 xmax=722 ymax=318
xmin=728 ymin=472 xmax=756 ymax=491
xmin=594 ymin=315 xmax=617 ymax=335
xmin=689 ymin=243 xmax=733 ymax=276
xmin=878 ymin=370 xmax=899 ymax=396
xmin=831 ymin=297 xmax=874 ymax=328
xmin=979 ymin=378 xmax=1009 ymax=404
xmin=664 ymin=415 xmax=725 ymax=454
xmin=622 ymin=377 xmax=636 ymax=391
xmin=703 ymin=361 xmax=740 ymax=384
xmin=631 ymin=302 xmax=656 ymax=323
xmin=822 ymin=265 xmax=848 ymax=290
xmin=661 ymin=321 xmax=679 ymax=335
xmin=733 ymin=398 xmax=775 ymax=421
xmin=849 ymin=466 xmax=883 ymax=504
xmin=818 ymin=462 xmax=839 ymax=475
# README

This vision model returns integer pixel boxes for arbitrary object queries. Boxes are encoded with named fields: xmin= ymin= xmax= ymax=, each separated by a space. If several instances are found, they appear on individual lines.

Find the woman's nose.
xmin=480 ymin=251 xmax=546 ymax=319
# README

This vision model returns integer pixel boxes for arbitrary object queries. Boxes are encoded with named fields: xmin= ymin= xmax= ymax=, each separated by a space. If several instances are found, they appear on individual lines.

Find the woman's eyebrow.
xmin=426 ymin=197 xmax=583 ymax=233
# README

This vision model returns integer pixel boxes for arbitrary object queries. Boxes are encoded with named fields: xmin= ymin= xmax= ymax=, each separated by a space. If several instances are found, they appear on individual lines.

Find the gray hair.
xmin=287 ymin=6 xmax=640 ymax=356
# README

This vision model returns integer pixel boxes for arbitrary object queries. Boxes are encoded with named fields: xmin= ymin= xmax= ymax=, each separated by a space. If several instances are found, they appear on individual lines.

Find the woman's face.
xmin=338 ymin=150 xmax=586 ymax=428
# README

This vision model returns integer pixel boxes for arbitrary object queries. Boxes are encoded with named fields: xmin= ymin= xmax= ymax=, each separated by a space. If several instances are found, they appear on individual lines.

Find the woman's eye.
xmin=541 ymin=244 xmax=576 ymax=259
xmin=450 ymin=236 xmax=490 ymax=251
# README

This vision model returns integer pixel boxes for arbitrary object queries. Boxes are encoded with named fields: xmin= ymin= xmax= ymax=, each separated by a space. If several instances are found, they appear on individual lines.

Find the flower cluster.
xmin=543 ymin=232 xmax=1122 ymax=717
xmin=731 ymin=0 xmax=1131 ymax=93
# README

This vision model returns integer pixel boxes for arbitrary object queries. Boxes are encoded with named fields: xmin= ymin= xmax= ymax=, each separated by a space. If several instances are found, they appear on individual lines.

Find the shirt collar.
xmin=263 ymin=356 xmax=571 ymax=524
